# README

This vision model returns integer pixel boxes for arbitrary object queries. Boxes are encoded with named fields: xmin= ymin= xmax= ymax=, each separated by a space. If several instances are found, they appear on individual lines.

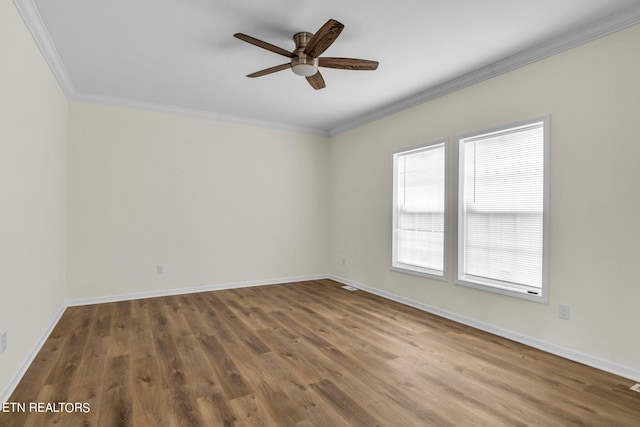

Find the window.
xmin=455 ymin=116 xmax=549 ymax=302
xmin=392 ymin=140 xmax=447 ymax=279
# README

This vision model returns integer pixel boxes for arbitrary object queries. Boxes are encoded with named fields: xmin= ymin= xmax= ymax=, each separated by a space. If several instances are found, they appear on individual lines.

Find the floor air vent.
xmin=631 ymin=384 xmax=640 ymax=393
xmin=341 ymin=285 xmax=358 ymax=291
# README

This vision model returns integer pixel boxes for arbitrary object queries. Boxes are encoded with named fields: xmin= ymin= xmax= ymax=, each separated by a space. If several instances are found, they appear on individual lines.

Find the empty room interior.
xmin=2 ymin=0 xmax=640 ymax=425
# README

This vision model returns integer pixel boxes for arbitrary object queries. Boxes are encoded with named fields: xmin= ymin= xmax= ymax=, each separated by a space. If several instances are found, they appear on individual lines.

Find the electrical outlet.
xmin=341 ymin=257 xmax=346 ymax=266
xmin=1 ymin=332 xmax=6 ymax=353
xmin=559 ymin=304 xmax=570 ymax=320
xmin=156 ymin=265 xmax=164 ymax=274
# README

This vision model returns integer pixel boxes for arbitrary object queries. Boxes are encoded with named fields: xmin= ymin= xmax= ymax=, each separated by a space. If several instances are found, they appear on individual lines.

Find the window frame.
xmin=454 ymin=116 xmax=550 ymax=303
xmin=390 ymin=138 xmax=448 ymax=281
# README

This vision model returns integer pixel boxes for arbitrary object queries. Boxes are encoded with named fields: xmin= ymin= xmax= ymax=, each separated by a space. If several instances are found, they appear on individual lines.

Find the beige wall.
xmin=0 ymin=2 xmax=68 ymax=396
xmin=66 ymin=102 xmax=329 ymax=300
xmin=329 ymin=24 xmax=640 ymax=373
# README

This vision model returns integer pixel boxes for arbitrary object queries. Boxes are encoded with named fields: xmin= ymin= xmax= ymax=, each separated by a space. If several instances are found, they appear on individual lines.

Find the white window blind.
xmin=457 ymin=118 xmax=548 ymax=299
xmin=392 ymin=141 xmax=446 ymax=278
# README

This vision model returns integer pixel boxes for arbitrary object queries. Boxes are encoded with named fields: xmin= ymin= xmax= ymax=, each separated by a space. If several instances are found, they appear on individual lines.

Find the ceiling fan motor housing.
xmin=291 ymin=32 xmax=318 ymax=76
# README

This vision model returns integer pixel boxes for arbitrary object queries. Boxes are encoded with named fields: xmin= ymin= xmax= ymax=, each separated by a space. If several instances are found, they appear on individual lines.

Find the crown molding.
xmin=14 ymin=0 xmax=640 ymax=137
xmin=13 ymin=0 xmax=328 ymax=137
xmin=12 ymin=0 xmax=75 ymax=97
xmin=71 ymin=92 xmax=330 ymax=137
xmin=329 ymin=4 xmax=640 ymax=136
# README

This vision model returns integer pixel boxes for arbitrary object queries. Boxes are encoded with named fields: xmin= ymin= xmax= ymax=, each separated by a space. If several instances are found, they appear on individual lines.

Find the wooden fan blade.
xmin=306 ymin=71 xmax=326 ymax=90
xmin=319 ymin=57 xmax=379 ymax=70
xmin=304 ymin=19 xmax=344 ymax=58
xmin=247 ymin=63 xmax=291 ymax=78
xmin=234 ymin=33 xmax=292 ymax=58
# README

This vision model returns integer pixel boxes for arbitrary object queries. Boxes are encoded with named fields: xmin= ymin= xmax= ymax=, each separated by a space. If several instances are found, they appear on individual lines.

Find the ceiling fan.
xmin=234 ymin=19 xmax=378 ymax=90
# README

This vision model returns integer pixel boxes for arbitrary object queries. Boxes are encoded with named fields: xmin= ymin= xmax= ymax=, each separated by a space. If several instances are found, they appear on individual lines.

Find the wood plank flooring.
xmin=2 ymin=279 xmax=639 ymax=426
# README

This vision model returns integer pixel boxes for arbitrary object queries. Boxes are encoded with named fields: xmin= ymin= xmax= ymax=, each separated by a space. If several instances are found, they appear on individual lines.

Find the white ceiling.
xmin=19 ymin=0 xmax=640 ymax=134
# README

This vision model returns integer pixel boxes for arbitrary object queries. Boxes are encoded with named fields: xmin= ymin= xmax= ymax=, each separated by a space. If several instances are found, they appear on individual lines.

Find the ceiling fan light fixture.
xmin=292 ymin=63 xmax=318 ymax=76
xmin=291 ymin=54 xmax=318 ymax=77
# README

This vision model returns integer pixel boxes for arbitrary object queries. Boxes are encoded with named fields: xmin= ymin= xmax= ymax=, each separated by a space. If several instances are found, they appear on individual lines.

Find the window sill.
xmin=391 ymin=264 xmax=447 ymax=282
xmin=455 ymin=277 xmax=547 ymax=303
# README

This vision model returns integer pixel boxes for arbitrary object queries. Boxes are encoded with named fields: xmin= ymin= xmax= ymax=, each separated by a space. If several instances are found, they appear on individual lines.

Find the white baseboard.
xmin=2 ymin=274 xmax=327 ymax=403
xmin=328 ymin=275 xmax=640 ymax=383
xmin=66 ymin=274 xmax=329 ymax=307
xmin=1 ymin=304 xmax=67 ymax=404
xmin=5 ymin=273 xmax=637 ymax=406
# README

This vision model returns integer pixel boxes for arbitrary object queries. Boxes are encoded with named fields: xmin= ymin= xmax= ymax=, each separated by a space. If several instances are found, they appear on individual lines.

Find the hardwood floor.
xmin=2 ymin=279 xmax=639 ymax=426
